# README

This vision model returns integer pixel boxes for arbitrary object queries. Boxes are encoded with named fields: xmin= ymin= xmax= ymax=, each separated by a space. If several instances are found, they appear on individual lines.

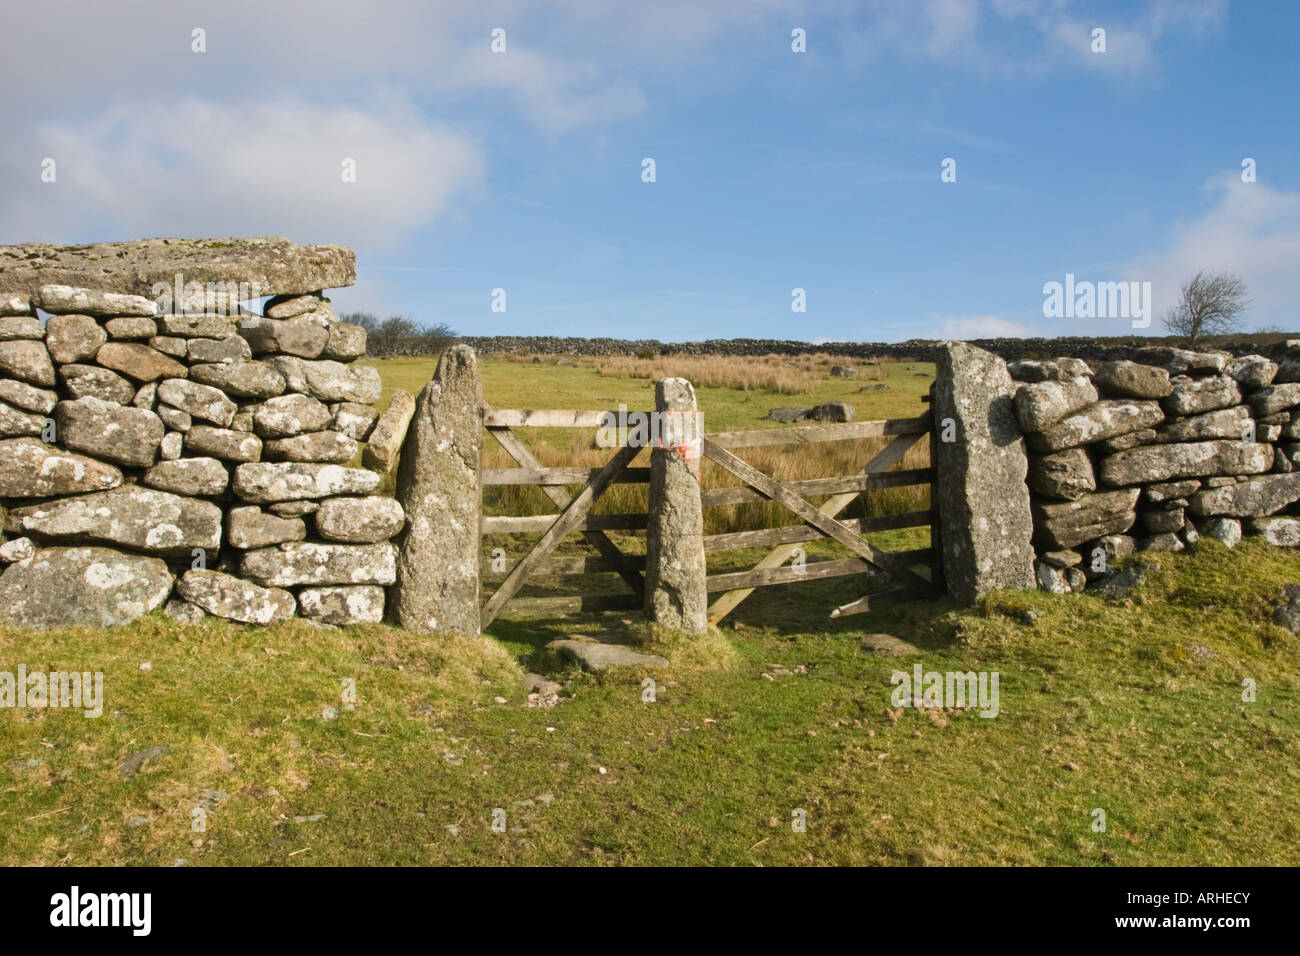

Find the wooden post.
xmin=644 ymin=378 xmax=708 ymax=634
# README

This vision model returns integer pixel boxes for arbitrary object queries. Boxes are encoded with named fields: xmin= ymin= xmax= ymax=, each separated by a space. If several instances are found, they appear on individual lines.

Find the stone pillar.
xmin=932 ymin=341 xmax=1037 ymax=604
xmin=391 ymin=345 xmax=482 ymax=635
xmin=644 ymin=377 xmax=707 ymax=633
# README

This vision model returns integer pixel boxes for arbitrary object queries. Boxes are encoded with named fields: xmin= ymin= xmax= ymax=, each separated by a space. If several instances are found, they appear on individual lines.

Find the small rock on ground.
xmin=546 ymin=636 xmax=668 ymax=673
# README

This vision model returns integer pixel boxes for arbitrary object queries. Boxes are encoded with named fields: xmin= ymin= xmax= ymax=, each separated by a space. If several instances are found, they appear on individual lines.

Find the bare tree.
xmin=1162 ymin=270 xmax=1248 ymax=345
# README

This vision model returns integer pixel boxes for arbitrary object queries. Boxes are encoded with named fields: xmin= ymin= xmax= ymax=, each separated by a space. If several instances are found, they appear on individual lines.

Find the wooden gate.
xmin=478 ymin=406 xmax=650 ymax=629
xmin=700 ymin=411 xmax=942 ymax=625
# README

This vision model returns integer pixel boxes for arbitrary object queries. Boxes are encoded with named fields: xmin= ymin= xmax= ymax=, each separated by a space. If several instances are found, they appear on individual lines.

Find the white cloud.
xmin=1129 ymin=173 xmax=1300 ymax=330
xmin=6 ymin=95 xmax=482 ymax=249
xmin=840 ymin=0 xmax=1229 ymax=77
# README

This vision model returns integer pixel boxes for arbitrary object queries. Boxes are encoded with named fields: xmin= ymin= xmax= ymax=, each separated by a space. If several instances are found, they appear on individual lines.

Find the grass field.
xmin=2 ymin=352 xmax=1299 ymax=866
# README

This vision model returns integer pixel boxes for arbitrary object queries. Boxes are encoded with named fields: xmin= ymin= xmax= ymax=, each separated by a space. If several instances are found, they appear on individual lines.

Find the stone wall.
xmin=1010 ymin=344 xmax=1300 ymax=593
xmin=0 ymin=238 xmax=416 ymax=629
xmin=456 ymin=334 xmax=1281 ymax=364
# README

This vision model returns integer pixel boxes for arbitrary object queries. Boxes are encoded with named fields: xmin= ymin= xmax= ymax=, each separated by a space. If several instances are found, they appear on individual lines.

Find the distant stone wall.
xmin=457 ymin=335 xmax=1278 ymax=364
xmin=1009 ymin=344 xmax=1300 ymax=593
xmin=0 ymin=237 xmax=416 ymax=630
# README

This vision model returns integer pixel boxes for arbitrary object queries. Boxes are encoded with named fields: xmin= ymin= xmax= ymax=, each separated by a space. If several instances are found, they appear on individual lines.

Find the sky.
xmin=1 ymin=0 xmax=1297 ymax=343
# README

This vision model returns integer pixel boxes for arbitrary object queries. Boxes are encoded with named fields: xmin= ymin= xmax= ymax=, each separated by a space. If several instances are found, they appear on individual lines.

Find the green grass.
xmin=3 ymin=352 xmax=1298 ymax=866
xmin=3 ymin=540 xmax=1298 ymax=865
xmin=363 ymin=353 xmax=936 ymax=430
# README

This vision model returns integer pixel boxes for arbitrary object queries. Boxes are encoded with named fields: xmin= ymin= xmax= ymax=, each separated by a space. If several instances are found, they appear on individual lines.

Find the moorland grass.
xmin=2 ymin=353 xmax=1297 ymax=866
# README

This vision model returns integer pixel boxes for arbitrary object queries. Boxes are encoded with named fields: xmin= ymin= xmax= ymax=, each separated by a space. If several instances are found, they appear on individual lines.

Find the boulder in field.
xmin=0 ymin=546 xmax=173 ymax=629
xmin=141 ymin=457 xmax=229 ymax=497
xmin=0 ymin=437 xmax=123 ymax=498
xmin=1027 ymin=400 xmax=1165 ymax=453
xmin=95 ymin=342 xmax=187 ymax=382
xmin=1092 ymin=360 xmax=1172 ymax=399
xmin=808 ymin=400 xmax=854 ymax=422
xmin=1026 ymin=447 xmax=1095 ymax=500
xmin=1014 ymin=376 xmax=1098 ymax=432
xmin=232 ymin=462 xmax=381 ymax=502
xmin=296 ymin=585 xmax=385 ymax=625
xmin=1099 ymin=440 xmax=1273 ymax=487
xmin=176 ymin=569 xmax=295 ymax=625
xmin=1032 ymin=487 xmax=1140 ymax=550
xmin=54 ymin=397 xmax=164 ymax=468
xmin=239 ymin=541 xmax=397 ymax=587
xmin=0 ymin=340 xmax=56 ymax=387
xmin=767 ymin=407 xmax=809 ymax=423
xmin=314 ymin=496 xmax=405 ymax=543
xmin=45 ymin=314 xmax=107 ymax=364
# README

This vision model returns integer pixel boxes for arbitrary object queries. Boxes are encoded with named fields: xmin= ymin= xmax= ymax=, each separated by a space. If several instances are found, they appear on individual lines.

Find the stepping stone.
xmin=858 ymin=633 xmax=922 ymax=656
xmin=547 ymin=636 xmax=668 ymax=673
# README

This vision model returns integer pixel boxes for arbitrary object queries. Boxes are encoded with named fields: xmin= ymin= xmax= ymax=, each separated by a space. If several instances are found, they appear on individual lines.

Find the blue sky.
xmin=2 ymin=0 xmax=1297 ymax=342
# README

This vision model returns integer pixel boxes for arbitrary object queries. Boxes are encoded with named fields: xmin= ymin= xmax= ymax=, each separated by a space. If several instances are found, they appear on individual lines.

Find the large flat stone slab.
xmin=0 ymin=237 xmax=355 ymax=298
xmin=547 ymin=636 xmax=669 ymax=673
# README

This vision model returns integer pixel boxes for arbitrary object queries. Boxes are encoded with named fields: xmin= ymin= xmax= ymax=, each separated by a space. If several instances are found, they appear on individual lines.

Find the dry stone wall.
xmin=0 ymin=238 xmax=416 ymax=630
xmin=1010 ymin=345 xmax=1300 ymax=592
